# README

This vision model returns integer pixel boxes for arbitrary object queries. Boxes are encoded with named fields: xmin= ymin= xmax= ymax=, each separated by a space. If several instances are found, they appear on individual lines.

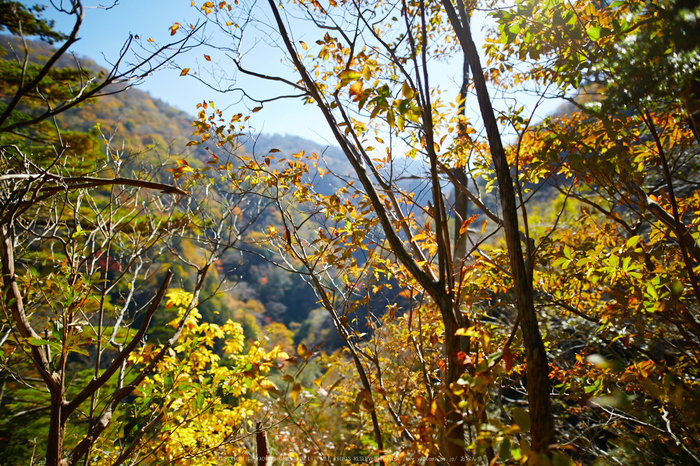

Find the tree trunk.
xmin=441 ymin=0 xmax=555 ymax=453
xmin=46 ymin=389 xmax=66 ymax=466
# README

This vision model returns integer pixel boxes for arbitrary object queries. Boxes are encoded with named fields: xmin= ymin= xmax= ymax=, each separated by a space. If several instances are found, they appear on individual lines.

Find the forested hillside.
xmin=0 ymin=25 xmax=353 ymax=464
xmin=2 ymin=0 xmax=700 ymax=465
xmin=0 ymin=33 xmax=352 ymax=332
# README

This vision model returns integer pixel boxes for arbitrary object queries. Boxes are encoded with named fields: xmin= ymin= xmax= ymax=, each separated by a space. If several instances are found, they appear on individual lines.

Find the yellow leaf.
xmin=300 ymin=41 xmax=308 ymax=50
xmin=338 ymin=69 xmax=361 ymax=83
xmin=297 ymin=343 xmax=308 ymax=358
xmin=402 ymin=81 xmax=415 ymax=99
xmin=259 ymin=379 xmax=277 ymax=391
xmin=362 ymin=65 xmax=371 ymax=80
xmin=481 ymin=219 xmax=488 ymax=234
xmin=290 ymin=381 xmax=301 ymax=403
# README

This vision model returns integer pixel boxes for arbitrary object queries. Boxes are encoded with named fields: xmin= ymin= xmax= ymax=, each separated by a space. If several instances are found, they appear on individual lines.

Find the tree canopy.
xmin=2 ymin=0 xmax=700 ymax=465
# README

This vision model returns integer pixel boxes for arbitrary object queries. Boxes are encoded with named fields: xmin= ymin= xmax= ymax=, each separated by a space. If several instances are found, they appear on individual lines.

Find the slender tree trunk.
xmin=440 ymin=294 xmax=467 ymax=466
xmin=46 ymin=389 xmax=66 ymax=466
xmin=256 ymin=422 xmax=268 ymax=466
xmin=441 ymin=0 xmax=555 ymax=454
xmin=453 ymin=52 xmax=470 ymax=277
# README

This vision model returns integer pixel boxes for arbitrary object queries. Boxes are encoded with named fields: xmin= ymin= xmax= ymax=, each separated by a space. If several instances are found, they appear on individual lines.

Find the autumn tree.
xmin=177 ymin=0 xmax=561 ymax=464
xmin=174 ymin=0 xmax=700 ymax=464
xmin=486 ymin=0 xmax=700 ymax=462
xmin=0 ymin=2 xmax=287 ymax=465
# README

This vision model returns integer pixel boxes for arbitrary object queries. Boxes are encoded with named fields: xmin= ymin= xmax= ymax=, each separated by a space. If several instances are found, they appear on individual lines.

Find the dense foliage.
xmin=3 ymin=0 xmax=700 ymax=465
xmin=175 ymin=0 xmax=700 ymax=464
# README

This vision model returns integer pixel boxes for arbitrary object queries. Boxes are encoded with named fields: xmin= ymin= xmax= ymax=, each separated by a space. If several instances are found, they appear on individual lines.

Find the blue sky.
xmin=40 ymin=0 xmax=563 ymax=147
xmin=42 ymin=0 xmax=335 ymax=143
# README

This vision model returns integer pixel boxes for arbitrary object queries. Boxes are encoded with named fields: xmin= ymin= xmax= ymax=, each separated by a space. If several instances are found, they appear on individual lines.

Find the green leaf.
xmin=563 ymin=245 xmax=572 ymax=259
xmin=552 ymin=451 xmax=575 ymax=466
xmin=70 ymin=346 xmax=89 ymax=356
xmin=626 ymin=235 xmax=641 ymax=249
xmin=586 ymin=26 xmax=611 ymax=41
xmin=670 ymin=280 xmax=684 ymax=299
xmin=586 ymin=25 xmax=603 ymax=41
xmin=499 ymin=437 xmax=512 ymax=461
xmin=512 ymin=407 xmax=531 ymax=431
xmin=28 ymin=337 xmax=49 ymax=346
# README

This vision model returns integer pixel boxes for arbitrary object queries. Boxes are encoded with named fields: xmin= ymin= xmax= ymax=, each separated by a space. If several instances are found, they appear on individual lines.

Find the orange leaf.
xmin=204 ymin=54 xmax=211 ymax=61
xmin=349 ymin=80 xmax=363 ymax=99
xmin=454 ymin=351 xmax=472 ymax=365
xmin=459 ymin=214 xmax=478 ymax=235
xmin=503 ymin=347 xmax=514 ymax=372
xmin=180 ymin=68 xmax=190 ymax=76
xmin=414 ymin=395 xmax=428 ymax=414
xmin=300 ymin=41 xmax=308 ymax=50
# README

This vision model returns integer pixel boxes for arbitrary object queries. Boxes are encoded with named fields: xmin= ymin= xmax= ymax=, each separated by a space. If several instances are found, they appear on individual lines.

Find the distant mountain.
xmin=1 ymin=35 xmax=203 ymax=159
xmin=0 ymin=36 xmax=364 ymax=347
xmin=0 ymin=36 xmax=454 ymax=350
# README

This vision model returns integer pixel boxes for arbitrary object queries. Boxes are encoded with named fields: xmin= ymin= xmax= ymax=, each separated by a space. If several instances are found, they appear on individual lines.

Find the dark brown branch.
xmin=0 ymin=2 xmax=84 ymax=128
xmin=1 ymin=23 xmax=203 ymax=134
xmin=265 ymin=0 xmax=439 ymax=302
xmin=5 ymin=174 xmax=187 ymax=195
xmin=0 ymin=225 xmax=55 ymax=391
xmin=441 ymin=0 xmax=555 ymax=453
xmin=624 ymin=177 xmax=700 ymax=263
xmin=63 ymin=270 xmax=173 ymax=420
